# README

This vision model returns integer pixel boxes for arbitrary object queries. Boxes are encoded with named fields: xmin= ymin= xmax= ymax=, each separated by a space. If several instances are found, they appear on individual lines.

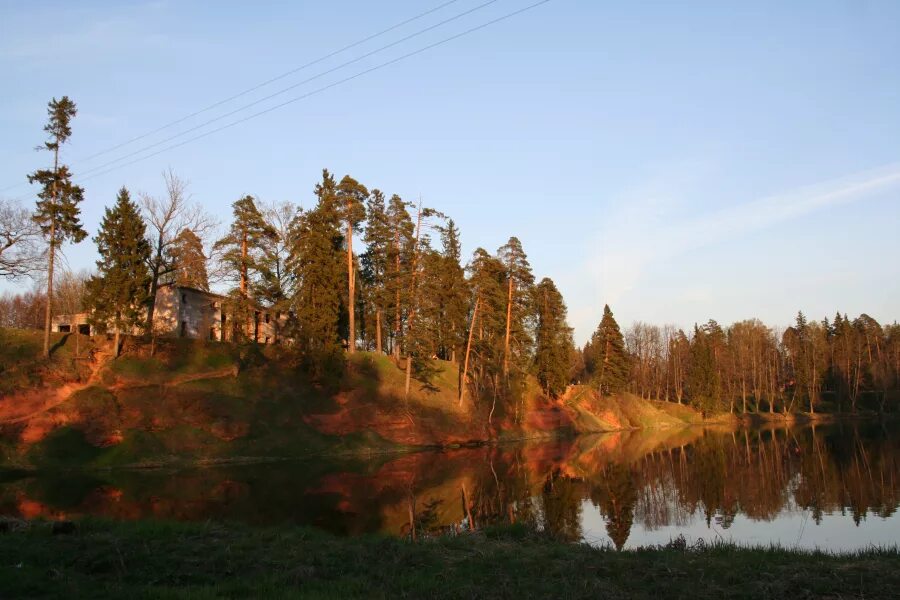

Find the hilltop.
xmin=0 ymin=328 xmax=702 ymax=470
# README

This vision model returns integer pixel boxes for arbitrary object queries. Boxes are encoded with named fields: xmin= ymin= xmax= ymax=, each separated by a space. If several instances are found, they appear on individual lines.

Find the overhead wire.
xmin=0 ymin=0 xmax=467 ymax=195
xmin=76 ymin=0 xmax=552 ymax=184
xmin=73 ymin=0 xmax=502 ymax=179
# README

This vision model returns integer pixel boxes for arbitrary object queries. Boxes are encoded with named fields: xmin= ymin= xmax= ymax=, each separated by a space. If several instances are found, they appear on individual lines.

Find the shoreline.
xmin=1 ymin=412 xmax=890 ymax=475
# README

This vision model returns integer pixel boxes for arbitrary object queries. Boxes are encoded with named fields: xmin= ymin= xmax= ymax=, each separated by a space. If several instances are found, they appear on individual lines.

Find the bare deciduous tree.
xmin=140 ymin=169 xmax=215 ymax=329
xmin=0 ymin=198 xmax=42 ymax=280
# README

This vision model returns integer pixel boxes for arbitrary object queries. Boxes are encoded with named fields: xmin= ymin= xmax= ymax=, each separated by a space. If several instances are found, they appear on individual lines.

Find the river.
xmin=2 ymin=421 xmax=898 ymax=551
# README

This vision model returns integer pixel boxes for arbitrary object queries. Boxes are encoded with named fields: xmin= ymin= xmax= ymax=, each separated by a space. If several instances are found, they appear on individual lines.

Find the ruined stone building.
xmin=52 ymin=283 xmax=286 ymax=344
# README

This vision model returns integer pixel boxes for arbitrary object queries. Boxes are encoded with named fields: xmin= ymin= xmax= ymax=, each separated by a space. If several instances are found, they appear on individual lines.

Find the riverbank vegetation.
xmin=1 ymin=97 xmax=898 ymax=464
xmin=1 ymin=518 xmax=898 ymax=599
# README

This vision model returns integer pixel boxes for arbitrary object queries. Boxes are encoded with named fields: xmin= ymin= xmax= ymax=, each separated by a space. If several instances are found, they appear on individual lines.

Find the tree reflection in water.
xmin=2 ymin=422 xmax=898 ymax=550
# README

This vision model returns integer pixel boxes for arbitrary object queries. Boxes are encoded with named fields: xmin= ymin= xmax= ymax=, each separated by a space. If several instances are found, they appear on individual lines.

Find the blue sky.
xmin=1 ymin=0 xmax=898 ymax=343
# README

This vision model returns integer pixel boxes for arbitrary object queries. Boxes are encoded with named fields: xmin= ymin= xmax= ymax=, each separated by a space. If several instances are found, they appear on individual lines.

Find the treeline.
xmin=0 ymin=97 xmax=575 ymax=419
xmin=3 ymin=96 xmax=898 ymax=418
xmin=577 ymin=309 xmax=900 ymax=415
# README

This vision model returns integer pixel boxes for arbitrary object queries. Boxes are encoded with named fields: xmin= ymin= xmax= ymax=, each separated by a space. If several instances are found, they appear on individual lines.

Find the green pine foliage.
xmin=286 ymin=170 xmax=346 ymax=365
xmin=214 ymin=195 xmax=276 ymax=296
xmin=27 ymin=96 xmax=88 ymax=357
xmin=170 ymin=228 xmax=209 ymax=291
xmin=498 ymin=236 xmax=535 ymax=376
xmin=385 ymin=194 xmax=415 ymax=356
xmin=586 ymin=305 xmax=630 ymax=396
xmin=465 ymin=248 xmax=509 ymax=410
xmin=433 ymin=219 xmax=469 ymax=361
xmin=687 ymin=322 xmax=723 ymax=415
xmin=534 ymin=277 xmax=574 ymax=398
xmin=85 ymin=187 xmax=152 ymax=335
xmin=28 ymin=97 xmax=87 ymax=250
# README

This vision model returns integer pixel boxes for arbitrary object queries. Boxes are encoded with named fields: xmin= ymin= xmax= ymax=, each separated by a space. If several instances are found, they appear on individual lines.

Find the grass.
xmin=0 ymin=519 xmax=898 ymax=599
xmin=0 ymin=328 xmax=96 ymax=397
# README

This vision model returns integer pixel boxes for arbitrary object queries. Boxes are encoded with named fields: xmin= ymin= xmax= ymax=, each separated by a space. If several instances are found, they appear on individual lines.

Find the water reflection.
xmin=1 ymin=422 xmax=898 ymax=550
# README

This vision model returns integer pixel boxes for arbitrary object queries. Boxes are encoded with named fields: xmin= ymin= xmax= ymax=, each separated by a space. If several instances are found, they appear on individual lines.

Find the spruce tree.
xmin=27 ymin=96 xmax=87 ymax=357
xmin=534 ymin=277 xmax=574 ymax=398
xmin=287 ymin=170 xmax=346 ymax=370
xmin=85 ymin=187 xmax=151 ymax=356
xmin=590 ymin=304 xmax=630 ymax=396
xmin=336 ymin=175 xmax=368 ymax=353
xmin=687 ymin=323 xmax=721 ymax=415
xmin=434 ymin=219 xmax=469 ymax=361
xmin=170 ymin=228 xmax=209 ymax=291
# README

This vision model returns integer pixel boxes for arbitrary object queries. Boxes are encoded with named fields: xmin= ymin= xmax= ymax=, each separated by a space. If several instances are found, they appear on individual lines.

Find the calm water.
xmin=2 ymin=422 xmax=899 ymax=551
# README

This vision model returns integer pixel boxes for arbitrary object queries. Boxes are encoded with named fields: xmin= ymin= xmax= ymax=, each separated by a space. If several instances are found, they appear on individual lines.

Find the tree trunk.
xmin=459 ymin=297 xmax=479 ymax=406
xmin=375 ymin=308 xmax=382 ymax=354
xmin=393 ymin=230 xmax=401 ymax=361
xmin=503 ymin=278 xmax=513 ymax=380
xmin=405 ymin=354 xmax=413 ymax=400
xmin=42 ymin=143 xmax=61 ymax=359
xmin=43 ymin=222 xmax=56 ymax=359
xmin=240 ymin=234 xmax=248 ymax=295
xmin=347 ymin=218 xmax=355 ymax=354
xmin=403 ymin=206 xmax=424 ymax=401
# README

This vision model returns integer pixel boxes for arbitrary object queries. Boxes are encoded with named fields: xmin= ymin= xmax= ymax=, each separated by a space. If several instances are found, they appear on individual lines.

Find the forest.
xmin=1 ymin=97 xmax=899 ymax=420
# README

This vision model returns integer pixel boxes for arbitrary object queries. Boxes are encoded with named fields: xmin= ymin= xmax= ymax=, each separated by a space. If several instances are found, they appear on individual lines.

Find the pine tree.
xmin=85 ymin=187 xmax=151 ymax=356
xmin=27 ymin=96 xmax=87 ymax=357
xmin=215 ymin=195 xmax=276 ymax=296
xmin=434 ymin=219 xmax=468 ymax=361
xmin=336 ymin=175 xmax=368 ymax=353
xmin=460 ymin=248 xmax=507 ymax=418
xmin=214 ymin=195 xmax=276 ymax=341
xmin=287 ymin=170 xmax=346 ymax=369
xmin=497 ymin=237 xmax=535 ymax=380
xmin=386 ymin=194 xmax=415 ymax=358
xmin=590 ymin=304 xmax=630 ymax=396
xmin=687 ymin=323 xmax=721 ymax=415
xmin=170 ymin=228 xmax=209 ymax=291
xmin=534 ymin=277 xmax=574 ymax=398
xmin=361 ymin=189 xmax=391 ymax=354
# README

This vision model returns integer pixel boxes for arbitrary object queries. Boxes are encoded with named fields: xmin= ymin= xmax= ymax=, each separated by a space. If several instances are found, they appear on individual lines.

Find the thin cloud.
xmin=570 ymin=162 xmax=900 ymax=341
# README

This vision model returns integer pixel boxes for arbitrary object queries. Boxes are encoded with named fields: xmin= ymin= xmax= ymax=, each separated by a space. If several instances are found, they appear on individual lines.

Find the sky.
xmin=1 ymin=0 xmax=898 ymax=344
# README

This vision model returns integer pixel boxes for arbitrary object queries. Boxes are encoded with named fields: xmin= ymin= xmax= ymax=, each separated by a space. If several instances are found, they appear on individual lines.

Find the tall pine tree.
xmin=85 ymin=188 xmax=151 ymax=356
xmin=336 ymin=175 xmax=368 ymax=353
xmin=361 ymin=189 xmax=391 ymax=354
xmin=214 ymin=195 xmax=276 ymax=341
xmin=497 ymin=237 xmax=535 ymax=380
xmin=27 ymin=96 xmax=87 ymax=357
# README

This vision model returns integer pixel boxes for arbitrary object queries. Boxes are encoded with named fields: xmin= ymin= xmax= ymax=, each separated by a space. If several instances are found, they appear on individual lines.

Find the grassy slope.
xmin=0 ymin=328 xmax=702 ymax=469
xmin=0 ymin=329 xmax=96 ymax=397
xmin=1 ymin=519 xmax=898 ymax=599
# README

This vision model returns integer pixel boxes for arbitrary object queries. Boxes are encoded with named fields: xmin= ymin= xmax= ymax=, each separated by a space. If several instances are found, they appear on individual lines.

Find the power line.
xmin=73 ymin=0 xmax=502 ymax=180
xmin=0 ymin=0 xmax=467 ymax=195
xmin=76 ymin=0 xmax=552 ymax=185
xmin=77 ymin=0 xmax=466 ymax=163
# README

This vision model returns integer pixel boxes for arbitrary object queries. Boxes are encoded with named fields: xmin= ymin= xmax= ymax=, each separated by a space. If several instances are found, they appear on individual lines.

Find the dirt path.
xmin=0 ymin=353 xmax=108 ymax=425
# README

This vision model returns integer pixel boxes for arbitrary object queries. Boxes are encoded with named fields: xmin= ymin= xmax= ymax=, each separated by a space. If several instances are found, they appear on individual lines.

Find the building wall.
xmin=52 ymin=285 xmax=285 ymax=345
